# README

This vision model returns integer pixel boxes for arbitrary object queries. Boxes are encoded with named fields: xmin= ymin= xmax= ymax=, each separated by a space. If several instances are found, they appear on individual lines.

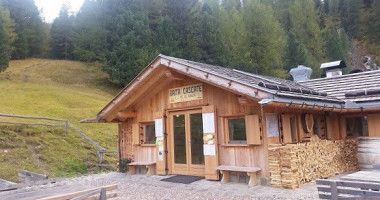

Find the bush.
xmin=120 ymin=158 xmax=132 ymax=173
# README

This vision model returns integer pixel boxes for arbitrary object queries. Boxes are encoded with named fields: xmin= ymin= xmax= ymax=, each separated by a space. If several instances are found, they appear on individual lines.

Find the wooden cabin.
xmin=83 ymin=55 xmax=380 ymax=187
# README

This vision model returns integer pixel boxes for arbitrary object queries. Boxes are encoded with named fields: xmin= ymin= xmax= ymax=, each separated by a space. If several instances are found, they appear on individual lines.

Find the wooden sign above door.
xmin=169 ymin=84 xmax=203 ymax=103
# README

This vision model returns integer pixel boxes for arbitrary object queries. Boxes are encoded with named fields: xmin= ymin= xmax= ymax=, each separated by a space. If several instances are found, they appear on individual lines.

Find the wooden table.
xmin=341 ymin=170 xmax=380 ymax=183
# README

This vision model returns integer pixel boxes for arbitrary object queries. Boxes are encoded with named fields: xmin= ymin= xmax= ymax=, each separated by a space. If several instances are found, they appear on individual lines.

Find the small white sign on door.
xmin=202 ymin=113 xmax=215 ymax=133
xmin=155 ymin=118 xmax=163 ymax=137
xmin=203 ymin=144 xmax=216 ymax=156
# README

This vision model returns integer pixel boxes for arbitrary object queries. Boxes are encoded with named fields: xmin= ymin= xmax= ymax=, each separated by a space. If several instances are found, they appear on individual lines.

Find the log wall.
xmin=119 ymin=119 xmax=134 ymax=160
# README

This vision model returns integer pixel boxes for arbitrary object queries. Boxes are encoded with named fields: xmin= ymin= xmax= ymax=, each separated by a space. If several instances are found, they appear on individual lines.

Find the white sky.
xmin=34 ymin=0 xmax=85 ymax=23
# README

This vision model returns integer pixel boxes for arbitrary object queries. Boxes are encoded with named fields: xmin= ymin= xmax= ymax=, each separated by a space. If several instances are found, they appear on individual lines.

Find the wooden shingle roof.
xmin=160 ymin=55 xmax=340 ymax=103
xmin=300 ymin=70 xmax=380 ymax=102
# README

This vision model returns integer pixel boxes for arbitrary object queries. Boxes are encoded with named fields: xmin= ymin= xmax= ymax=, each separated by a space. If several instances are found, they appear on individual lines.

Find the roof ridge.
xmin=232 ymin=69 xmax=282 ymax=85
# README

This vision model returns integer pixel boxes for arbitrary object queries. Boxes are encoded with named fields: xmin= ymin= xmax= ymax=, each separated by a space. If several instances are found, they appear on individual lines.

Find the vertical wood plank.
xmin=281 ymin=114 xmax=292 ymax=143
xmin=368 ymin=114 xmax=380 ymax=137
xmin=326 ymin=115 xmax=341 ymax=140
xmin=202 ymin=105 xmax=219 ymax=180
xmin=132 ymin=123 xmax=140 ymax=145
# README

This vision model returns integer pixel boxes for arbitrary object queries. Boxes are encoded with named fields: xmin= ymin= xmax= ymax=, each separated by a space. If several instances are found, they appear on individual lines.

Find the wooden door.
xmin=168 ymin=109 xmax=205 ymax=176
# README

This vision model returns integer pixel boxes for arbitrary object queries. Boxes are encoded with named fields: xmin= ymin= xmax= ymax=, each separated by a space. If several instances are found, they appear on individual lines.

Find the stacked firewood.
xmin=269 ymin=136 xmax=358 ymax=189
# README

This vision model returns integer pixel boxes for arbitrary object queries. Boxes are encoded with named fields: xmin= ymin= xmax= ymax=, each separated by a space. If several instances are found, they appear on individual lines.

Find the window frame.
xmin=224 ymin=116 xmax=247 ymax=144
xmin=139 ymin=121 xmax=156 ymax=145
xmin=345 ymin=115 xmax=368 ymax=138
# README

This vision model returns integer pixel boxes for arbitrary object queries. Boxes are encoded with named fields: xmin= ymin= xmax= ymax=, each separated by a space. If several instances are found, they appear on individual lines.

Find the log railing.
xmin=0 ymin=113 xmax=69 ymax=132
xmin=0 ymin=113 xmax=117 ymax=167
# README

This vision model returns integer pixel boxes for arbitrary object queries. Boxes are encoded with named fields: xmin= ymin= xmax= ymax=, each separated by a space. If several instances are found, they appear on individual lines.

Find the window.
xmin=142 ymin=122 xmax=156 ymax=144
xmin=228 ymin=118 xmax=246 ymax=144
xmin=346 ymin=117 xmax=368 ymax=137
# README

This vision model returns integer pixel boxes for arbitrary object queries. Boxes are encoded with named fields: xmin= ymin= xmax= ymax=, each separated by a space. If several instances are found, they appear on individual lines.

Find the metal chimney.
xmin=320 ymin=60 xmax=346 ymax=78
xmin=290 ymin=65 xmax=313 ymax=82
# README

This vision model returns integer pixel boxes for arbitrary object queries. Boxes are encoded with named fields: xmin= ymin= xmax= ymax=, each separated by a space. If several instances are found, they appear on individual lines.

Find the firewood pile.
xmin=269 ymin=136 xmax=358 ymax=189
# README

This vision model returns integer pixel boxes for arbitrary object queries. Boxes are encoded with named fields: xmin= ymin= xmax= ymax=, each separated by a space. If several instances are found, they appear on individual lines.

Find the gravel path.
xmin=57 ymin=172 xmax=319 ymax=200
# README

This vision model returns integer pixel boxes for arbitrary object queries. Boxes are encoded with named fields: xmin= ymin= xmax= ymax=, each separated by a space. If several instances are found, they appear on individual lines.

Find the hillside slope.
xmin=0 ymin=59 xmax=122 ymax=182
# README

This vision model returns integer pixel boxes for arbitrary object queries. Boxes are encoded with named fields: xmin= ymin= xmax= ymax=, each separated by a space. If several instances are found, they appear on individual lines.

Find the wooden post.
xmin=64 ymin=120 xmax=68 ymax=133
xmin=98 ymin=151 xmax=104 ymax=165
xmin=247 ymin=172 xmax=257 ymax=187
xmin=128 ymin=166 xmax=136 ymax=175
xmin=100 ymin=188 xmax=106 ymax=200
xmin=330 ymin=181 xmax=338 ymax=200
xmin=220 ymin=171 xmax=230 ymax=184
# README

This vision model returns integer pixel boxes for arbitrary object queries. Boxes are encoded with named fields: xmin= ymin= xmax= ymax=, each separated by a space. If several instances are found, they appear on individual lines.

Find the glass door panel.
xmin=173 ymin=114 xmax=186 ymax=164
xmin=190 ymin=113 xmax=204 ymax=165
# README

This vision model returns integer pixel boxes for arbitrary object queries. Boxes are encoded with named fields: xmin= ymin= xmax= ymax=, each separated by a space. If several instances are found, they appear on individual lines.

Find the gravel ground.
xmin=56 ymin=172 xmax=319 ymax=200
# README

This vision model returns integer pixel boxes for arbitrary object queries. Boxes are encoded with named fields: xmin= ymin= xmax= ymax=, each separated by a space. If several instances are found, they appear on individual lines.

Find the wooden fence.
xmin=0 ymin=113 xmax=117 ymax=167
xmin=317 ymin=179 xmax=380 ymax=199
xmin=0 ymin=113 xmax=69 ymax=132
xmin=38 ymin=184 xmax=118 ymax=200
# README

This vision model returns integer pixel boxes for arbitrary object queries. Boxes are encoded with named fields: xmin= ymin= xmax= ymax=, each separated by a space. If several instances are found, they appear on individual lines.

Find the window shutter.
xmin=132 ymin=123 xmax=140 ymax=145
xmin=368 ymin=114 xmax=380 ymax=137
xmin=326 ymin=115 xmax=340 ymax=140
xmin=245 ymin=115 xmax=262 ymax=145
xmin=281 ymin=114 xmax=292 ymax=143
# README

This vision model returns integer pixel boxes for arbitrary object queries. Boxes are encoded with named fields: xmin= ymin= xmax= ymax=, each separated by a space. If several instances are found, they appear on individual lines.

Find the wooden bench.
xmin=316 ymin=179 xmax=380 ymax=200
xmin=128 ymin=162 xmax=156 ymax=176
xmin=215 ymin=165 xmax=261 ymax=187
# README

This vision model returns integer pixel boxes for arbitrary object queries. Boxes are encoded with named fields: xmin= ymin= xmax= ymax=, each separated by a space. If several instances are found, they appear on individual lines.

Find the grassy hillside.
xmin=0 ymin=59 xmax=122 ymax=182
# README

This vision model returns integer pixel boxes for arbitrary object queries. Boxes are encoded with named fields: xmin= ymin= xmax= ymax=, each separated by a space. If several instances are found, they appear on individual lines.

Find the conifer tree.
xmin=0 ymin=7 xmax=9 ymax=71
xmin=50 ymin=3 xmax=74 ymax=60
xmin=1 ymin=0 xmax=48 ymax=59
xmin=198 ymin=1 xmax=226 ymax=66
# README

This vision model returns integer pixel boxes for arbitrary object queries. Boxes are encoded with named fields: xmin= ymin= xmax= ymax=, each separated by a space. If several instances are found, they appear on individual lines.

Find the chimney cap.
xmin=320 ymin=60 xmax=346 ymax=70
xmin=289 ymin=65 xmax=312 ymax=82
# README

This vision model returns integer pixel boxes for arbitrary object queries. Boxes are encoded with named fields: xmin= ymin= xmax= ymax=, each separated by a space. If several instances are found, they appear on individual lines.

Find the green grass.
xmin=0 ymin=59 xmax=122 ymax=182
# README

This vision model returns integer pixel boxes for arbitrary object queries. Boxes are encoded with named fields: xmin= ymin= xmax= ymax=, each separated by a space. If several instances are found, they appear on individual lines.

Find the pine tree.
xmin=340 ymin=0 xmax=360 ymax=38
xmin=163 ymin=0 xmax=201 ymax=60
xmin=103 ymin=0 xmax=152 ymax=85
xmin=0 ymin=7 xmax=9 ymax=71
xmin=323 ymin=28 xmax=350 ymax=62
xmin=50 ymin=3 xmax=74 ymax=60
xmin=242 ymin=0 xmax=287 ymax=77
xmin=219 ymin=0 xmax=250 ymax=69
xmin=0 ymin=6 xmax=17 ymax=57
xmin=288 ymin=0 xmax=326 ymax=76
xmin=71 ymin=0 xmax=107 ymax=62
xmin=198 ymin=1 xmax=227 ymax=66
xmin=285 ymin=31 xmax=308 ymax=71
xmin=1 ymin=0 xmax=48 ymax=59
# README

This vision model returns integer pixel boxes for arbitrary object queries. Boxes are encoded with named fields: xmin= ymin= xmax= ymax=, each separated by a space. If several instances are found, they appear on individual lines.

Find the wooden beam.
xmin=103 ymin=67 xmax=167 ymax=121
xmin=116 ymin=111 xmax=137 ymax=121
xmin=132 ymin=78 xmax=174 ymax=109
xmin=237 ymin=96 xmax=256 ymax=105
xmin=165 ymin=70 xmax=184 ymax=80
xmin=99 ymin=58 xmax=162 ymax=120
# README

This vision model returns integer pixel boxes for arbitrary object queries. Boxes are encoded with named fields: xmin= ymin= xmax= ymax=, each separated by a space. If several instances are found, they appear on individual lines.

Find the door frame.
xmin=167 ymin=109 xmax=205 ymax=176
